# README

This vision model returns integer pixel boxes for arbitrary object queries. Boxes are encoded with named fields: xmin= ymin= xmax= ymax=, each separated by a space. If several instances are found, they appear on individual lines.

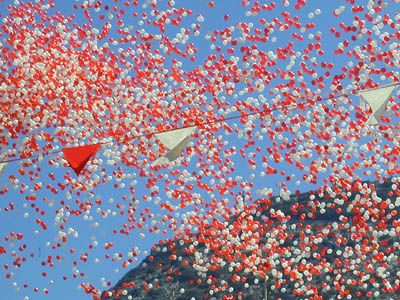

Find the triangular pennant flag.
xmin=358 ymin=85 xmax=397 ymax=125
xmin=0 ymin=162 xmax=6 ymax=176
xmin=154 ymin=126 xmax=196 ymax=165
xmin=164 ymin=136 xmax=190 ymax=161
xmin=62 ymin=144 xmax=101 ymax=175
xmin=155 ymin=126 xmax=196 ymax=150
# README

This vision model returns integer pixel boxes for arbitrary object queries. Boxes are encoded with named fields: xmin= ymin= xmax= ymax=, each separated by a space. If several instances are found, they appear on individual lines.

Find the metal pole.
xmin=264 ymin=279 xmax=268 ymax=300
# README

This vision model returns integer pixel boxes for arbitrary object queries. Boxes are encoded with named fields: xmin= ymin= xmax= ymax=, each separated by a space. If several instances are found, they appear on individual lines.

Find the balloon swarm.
xmin=0 ymin=0 xmax=399 ymax=299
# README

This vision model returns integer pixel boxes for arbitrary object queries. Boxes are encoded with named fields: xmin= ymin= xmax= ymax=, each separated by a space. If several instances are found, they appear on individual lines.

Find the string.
xmin=1 ymin=82 xmax=399 ymax=164
xmin=0 ymin=94 xmax=334 ymax=163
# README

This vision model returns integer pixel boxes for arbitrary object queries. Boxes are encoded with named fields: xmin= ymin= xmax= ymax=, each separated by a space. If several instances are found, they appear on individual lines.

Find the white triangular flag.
xmin=154 ymin=126 xmax=196 ymax=165
xmin=0 ymin=162 xmax=6 ymax=176
xmin=358 ymin=85 xmax=397 ymax=125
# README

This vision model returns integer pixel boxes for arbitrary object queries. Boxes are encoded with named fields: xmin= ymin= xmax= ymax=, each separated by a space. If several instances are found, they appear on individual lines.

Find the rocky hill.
xmin=102 ymin=179 xmax=400 ymax=300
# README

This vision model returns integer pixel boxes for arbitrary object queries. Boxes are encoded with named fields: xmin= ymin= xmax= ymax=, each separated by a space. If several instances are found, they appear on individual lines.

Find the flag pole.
xmin=264 ymin=278 xmax=268 ymax=300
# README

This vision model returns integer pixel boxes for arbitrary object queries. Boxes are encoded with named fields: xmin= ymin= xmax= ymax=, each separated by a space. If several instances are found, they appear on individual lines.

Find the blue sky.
xmin=1 ymin=0 xmax=400 ymax=299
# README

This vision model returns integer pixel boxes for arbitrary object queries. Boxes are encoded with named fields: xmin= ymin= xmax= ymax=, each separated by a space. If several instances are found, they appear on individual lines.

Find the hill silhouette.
xmin=102 ymin=179 xmax=400 ymax=300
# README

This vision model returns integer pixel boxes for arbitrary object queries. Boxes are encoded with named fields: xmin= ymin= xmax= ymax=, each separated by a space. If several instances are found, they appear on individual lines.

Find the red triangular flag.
xmin=62 ymin=144 xmax=101 ymax=175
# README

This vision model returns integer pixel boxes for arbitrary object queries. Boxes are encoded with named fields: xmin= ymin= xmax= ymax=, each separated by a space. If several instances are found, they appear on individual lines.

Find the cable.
xmin=0 ymin=82 xmax=399 ymax=164
xmin=0 ymin=94 xmax=335 ymax=163
xmin=117 ymin=90 xmax=344 ymax=143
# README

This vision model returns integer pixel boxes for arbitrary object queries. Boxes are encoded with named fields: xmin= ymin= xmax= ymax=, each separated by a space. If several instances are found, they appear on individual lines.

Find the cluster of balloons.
xmin=0 ymin=0 xmax=399 ymax=299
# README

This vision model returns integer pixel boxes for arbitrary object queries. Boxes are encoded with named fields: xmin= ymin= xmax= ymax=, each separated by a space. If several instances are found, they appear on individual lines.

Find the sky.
xmin=1 ymin=0 xmax=400 ymax=299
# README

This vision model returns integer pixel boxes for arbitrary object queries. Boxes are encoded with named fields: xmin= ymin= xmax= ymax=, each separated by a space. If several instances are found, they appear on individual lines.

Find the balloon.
xmin=1 ymin=0 xmax=400 ymax=299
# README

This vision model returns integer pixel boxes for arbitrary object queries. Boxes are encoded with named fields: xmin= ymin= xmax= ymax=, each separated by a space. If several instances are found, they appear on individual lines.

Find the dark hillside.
xmin=103 ymin=179 xmax=400 ymax=300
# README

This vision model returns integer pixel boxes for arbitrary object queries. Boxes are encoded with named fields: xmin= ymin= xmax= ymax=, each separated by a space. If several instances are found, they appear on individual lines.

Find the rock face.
xmin=103 ymin=179 xmax=400 ymax=300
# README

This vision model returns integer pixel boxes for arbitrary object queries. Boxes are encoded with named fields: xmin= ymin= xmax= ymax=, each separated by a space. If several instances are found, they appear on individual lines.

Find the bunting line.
xmin=0 ymin=82 xmax=399 ymax=165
